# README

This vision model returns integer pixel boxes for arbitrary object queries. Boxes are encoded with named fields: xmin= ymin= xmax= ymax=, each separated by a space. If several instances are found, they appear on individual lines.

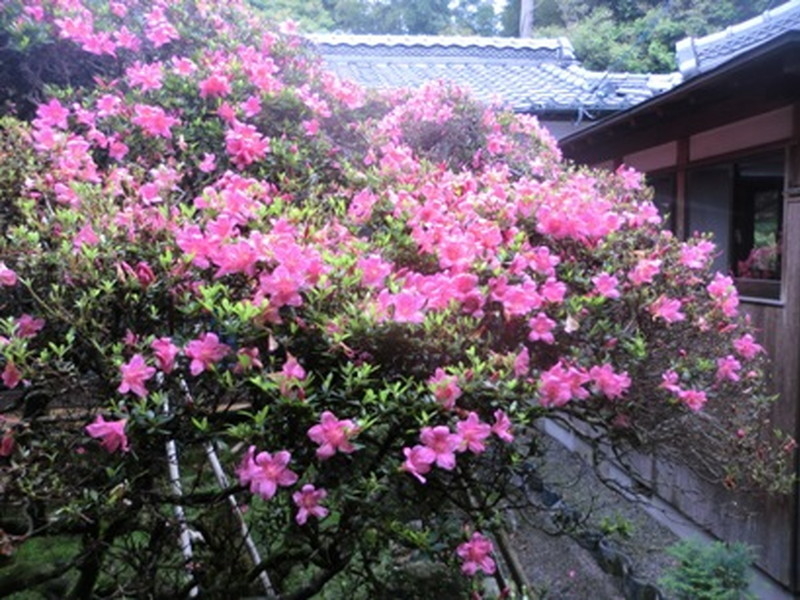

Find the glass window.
xmin=647 ymin=173 xmax=676 ymax=233
xmin=687 ymin=151 xmax=783 ymax=300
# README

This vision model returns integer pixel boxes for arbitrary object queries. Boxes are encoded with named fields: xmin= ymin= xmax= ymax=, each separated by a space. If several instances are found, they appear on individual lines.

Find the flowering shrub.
xmin=0 ymin=0 xmax=793 ymax=597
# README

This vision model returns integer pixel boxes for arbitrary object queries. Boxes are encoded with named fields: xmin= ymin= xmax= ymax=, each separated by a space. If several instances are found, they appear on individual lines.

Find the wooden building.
xmin=561 ymin=2 xmax=800 ymax=594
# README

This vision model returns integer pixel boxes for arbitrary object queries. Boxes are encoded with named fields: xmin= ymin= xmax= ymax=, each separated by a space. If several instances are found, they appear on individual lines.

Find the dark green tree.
xmin=250 ymin=0 xmax=501 ymax=35
xmin=249 ymin=0 xmax=335 ymax=31
xmin=500 ymin=0 xmax=775 ymax=72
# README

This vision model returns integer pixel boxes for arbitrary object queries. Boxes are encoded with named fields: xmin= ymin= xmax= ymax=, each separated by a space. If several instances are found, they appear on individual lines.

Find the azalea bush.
xmin=0 ymin=0 xmax=794 ymax=598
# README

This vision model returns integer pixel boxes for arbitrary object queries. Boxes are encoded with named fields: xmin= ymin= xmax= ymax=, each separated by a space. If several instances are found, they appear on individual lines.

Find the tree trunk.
xmin=519 ymin=0 xmax=534 ymax=37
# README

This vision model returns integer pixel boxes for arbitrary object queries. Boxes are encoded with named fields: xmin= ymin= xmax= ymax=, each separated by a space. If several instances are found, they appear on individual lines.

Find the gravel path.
xmin=507 ymin=437 xmax=679 ymax=599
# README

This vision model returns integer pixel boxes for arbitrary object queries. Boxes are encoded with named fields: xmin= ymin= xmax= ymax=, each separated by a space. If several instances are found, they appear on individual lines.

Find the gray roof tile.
xmin=307 ymin=34 xmax=679 ymax=115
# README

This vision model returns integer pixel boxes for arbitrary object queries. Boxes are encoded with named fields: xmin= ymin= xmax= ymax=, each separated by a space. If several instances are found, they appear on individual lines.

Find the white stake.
xmin=164 ymin=387 xmax=200 ymax=598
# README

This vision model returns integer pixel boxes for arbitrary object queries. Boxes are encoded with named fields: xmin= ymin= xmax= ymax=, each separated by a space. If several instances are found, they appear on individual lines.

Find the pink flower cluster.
xmin=706 ymin=273 xmax=739 ymax=317
xmin=401 ymin=411 xmax=512 ymax=483
xmin=660 ymin=370 xmax=708 ymax=411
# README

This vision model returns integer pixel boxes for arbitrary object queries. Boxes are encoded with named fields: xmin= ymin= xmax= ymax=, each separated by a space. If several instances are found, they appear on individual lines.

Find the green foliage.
xmin=598 ymin=513 xmax=634 ymax=540
xmin=249 ymin=0 xmax=502 ymax=35
xmin=248 ymin=0 xmax=335 ymax=31
xmin=501 ymin=0 xmax=774 ymax=73
xmin=660 ymin=539 xmax=756 ymax=600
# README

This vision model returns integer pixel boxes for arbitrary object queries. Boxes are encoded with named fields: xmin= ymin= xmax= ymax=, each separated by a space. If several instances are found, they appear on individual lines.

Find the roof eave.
xmin=559 ymin=30 xmax=800 ymax=150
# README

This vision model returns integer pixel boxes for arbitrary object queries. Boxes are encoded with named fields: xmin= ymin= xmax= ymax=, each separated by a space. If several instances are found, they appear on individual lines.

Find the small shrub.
xmin=659 ymin=539 xmax=755 ymax=600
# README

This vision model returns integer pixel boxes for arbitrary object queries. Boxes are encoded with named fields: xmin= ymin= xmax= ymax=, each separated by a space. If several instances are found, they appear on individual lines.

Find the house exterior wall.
xmin=572 ymin=102 xmax=800 ymax=593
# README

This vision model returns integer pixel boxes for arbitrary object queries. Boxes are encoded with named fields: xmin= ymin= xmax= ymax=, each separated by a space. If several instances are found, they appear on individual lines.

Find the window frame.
xmin=644 ymin=143 xmax=788 ymax=304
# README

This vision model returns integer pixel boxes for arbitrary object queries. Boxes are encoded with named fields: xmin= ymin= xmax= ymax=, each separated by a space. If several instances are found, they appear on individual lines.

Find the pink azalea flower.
xmin=589 ymin=364 xmax=631 ymax=399
xmin=151 ymin=337 xmax=180 ymax=373
xmin=615 ymin=164 xmax=642 ymax=190
xmin=172 ymin=56 xmax=197 ymax=76
xmin=491 ymin=410 xmax=514 ymax=442
xmin=217 ymin=102 xmax=237 ymax=124
xmin=528 ymin=246 xmax=560 ymax=277
xmin=492 ymin=278 xmax=541 ymax=316
xmin=649 ymin=296 xmax=685 ymax=324
xmin=281 ymin=354 xmax=306 ymax=380
xmin=185 ymin=333 xmax=230 ymax=376
xmin=527 ymin=313 xmax=556 ymax=344
xmin=456 ymin=532 xmax=496 ymax=576
xmin=132 ymin=104 xmax=180 ymax=139
xmin=86 ymin=415 xmax=130 ymax=453
xmin=0 ymin=262 xmax=17 ymax=286
xmin=679 ymin=241 xmax=715 ymax=269
xmin=125 ymin=61 xmax=164 ymax=92
xmin=538 ymin=361 xmax=589 ymax=408
xmin=348 ymin=189 xmax=378 ymax=223
xmin=114 ymin=27 xmax=140 ymax=51
xmin=0 ymin=432 xmax=15 ymax=457
xmin=706 ymin=272 xmax=735 ymax=298
xmin=35 ymin=98 xmax=70 ymax=129
xmin=541 ymin=278 xmax=567 ymax=303
xmin=678 ymin=389 xmax=707 ymax=412
xmin=660 ymin=369 xmax=682 ymax=394
xmin=389 ymin=291 xmax=426 ymax=324
xmin=199 ymin=73 xmax=232 ymax=98
xmin=145 ymin=7 xmax=180 ymax=47
xmin=292 ymin=484 xmax=329 ymax=525
xmin=241 ymin=95 xmax=262 ymax=117
xmin=198 ymin=153 xmax=217 ymax=173
xmin=135 ymin=261 xmax=156 ymax=288
xmin=419 ymin=426 xmax=461 ymax=470
xmin=513 ymin=347 xmax=530 ymax=377
xmin=428 ymin=368 xmax=462 ymax=410
xmin=357 ymin=255 xmax=392 ymax=288
xmin=2 ymin=362 xmax=22 ymax=389
xmin=307 ymin=411 xmax=358 ymax=460
xmin=73 ymin=224 xmax=99 ymax=249
xmin=225 ymin=120 xmax=270 ymax=169
xmin=219 ymin=342 xmax=251 ymax=371
xmin=456 ymin=412 xmax=491 ymax=454
xmin=716 ymin=355 xmax=742 ymax=383
xmin=108 ymin=137 xmax=129 ymax=161
xmin=401 ymin=445 xmax=436 ymax=483
xmin=733 ymin=333 xmax=764 ymax=360
xmin=15 ymin=314 xmax=45 ymax=338
xmin=707 ymin=273 xmax=739 ymax=316
xmin=628 ymin=259 xmax=662 ymax=286
xmin=110 ymin=2 xmax=127 ymax=17
xmin=236 ymin=446 xmax=298 ymax=500
xmin=258 ymin=265 xmax=305 ymax=308
xmin=592 ymin=272 xmax=620 ymax=299
xmin=118 ymin=354 xmax=157 ymax=398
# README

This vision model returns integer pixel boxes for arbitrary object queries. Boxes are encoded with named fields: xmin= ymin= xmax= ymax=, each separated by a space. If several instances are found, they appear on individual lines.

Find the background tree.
xmin=500 ymin=0 xmax=774 ymax=72
xmin=249 ymin=0 xmax=335 ymax=31
xmin=249 ymin=0 xmax=502 ymax=35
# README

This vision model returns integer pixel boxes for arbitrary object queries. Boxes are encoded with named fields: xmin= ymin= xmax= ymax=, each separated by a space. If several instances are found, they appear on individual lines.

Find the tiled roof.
xmin=676 ymin=0 xmax=800 ymax=77
xmin=307 ymin=34 xmax=679 ymax=115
